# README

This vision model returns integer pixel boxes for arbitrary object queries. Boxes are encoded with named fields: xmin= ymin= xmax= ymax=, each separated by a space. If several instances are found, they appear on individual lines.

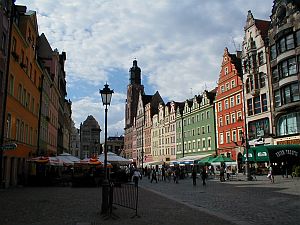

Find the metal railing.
xmin=109 ymin=182 xmax=139 ymax=217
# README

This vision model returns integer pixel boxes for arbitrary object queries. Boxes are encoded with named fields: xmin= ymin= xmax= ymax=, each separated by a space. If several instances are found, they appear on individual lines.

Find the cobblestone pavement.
xmin=0 ymin=175 xmax=299 ymax=225
xmin=139 ymin=174 xmax=300 ymax=225
xmin=0 ymin=184 xmax=236 ymax=225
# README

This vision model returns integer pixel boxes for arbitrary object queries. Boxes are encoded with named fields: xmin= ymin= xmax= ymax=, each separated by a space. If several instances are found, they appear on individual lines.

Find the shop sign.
xmin=275 ymin=149 xmax=298 ymax=158
xmin=0 ymin=143 xmax=17 ymax=150
xmin=258 ymin=152 xmax=267 ymax=157
xmin=277 ymin=139 xmax=300 ymax=145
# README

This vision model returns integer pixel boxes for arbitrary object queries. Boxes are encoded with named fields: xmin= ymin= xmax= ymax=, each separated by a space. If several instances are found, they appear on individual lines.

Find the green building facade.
xmin=176 ymin=90 xmax=217 ymax=159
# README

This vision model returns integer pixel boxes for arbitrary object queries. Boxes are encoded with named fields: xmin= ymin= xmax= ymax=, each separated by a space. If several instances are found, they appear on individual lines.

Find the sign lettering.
xmin=277 ymin=139 xmax=300 ymax=145
xmin=275 ymin=149 xmax=298 ymax=157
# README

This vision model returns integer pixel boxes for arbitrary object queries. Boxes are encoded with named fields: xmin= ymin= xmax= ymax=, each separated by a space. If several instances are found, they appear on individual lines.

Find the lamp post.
xmin=99 ymin=83 xmax=114 ymax=214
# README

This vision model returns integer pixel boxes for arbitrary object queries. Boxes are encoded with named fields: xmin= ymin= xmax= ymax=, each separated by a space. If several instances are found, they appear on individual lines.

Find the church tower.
xmin=125 ymin=60 xmax=144 ymax=128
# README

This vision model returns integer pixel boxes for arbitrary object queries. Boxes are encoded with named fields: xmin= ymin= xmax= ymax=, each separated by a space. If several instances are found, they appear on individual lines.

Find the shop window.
xmin=248 ymin=118 xmax=270 ymax=139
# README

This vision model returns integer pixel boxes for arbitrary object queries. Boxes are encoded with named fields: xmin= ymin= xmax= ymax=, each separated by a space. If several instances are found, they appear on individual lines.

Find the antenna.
xmin=231 ymin=36 xmax=239 ymax=51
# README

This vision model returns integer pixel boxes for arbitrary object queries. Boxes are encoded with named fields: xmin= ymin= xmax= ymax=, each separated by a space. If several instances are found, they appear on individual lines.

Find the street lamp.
xmin=99 ymin=83 xmax=114 ymax=214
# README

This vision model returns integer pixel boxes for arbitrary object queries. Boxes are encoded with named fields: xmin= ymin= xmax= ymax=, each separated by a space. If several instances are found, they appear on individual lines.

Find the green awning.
xmin=242 ymin=148 xmax=255 ymax=162
xmin=248 ymin=144 xmax=300 ymax=163
xmin=254 ymin=146 xmax=270 ymax=162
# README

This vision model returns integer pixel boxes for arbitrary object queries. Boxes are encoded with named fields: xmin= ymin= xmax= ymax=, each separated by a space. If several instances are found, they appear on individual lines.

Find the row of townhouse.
xmin=0 ymin=2 xmax=72 ymax=188
xmin=124 ymin=0 xmax=300 ymax=169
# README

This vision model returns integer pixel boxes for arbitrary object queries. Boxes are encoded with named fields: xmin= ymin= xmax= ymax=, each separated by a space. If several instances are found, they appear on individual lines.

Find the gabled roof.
xmin=228 ymin=51 xmax=242 ymax=75
xmin=255 ymin=19 xmax=270 ymax=43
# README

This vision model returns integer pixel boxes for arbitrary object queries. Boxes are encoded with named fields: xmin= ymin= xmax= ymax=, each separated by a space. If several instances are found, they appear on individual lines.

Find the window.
xmin=270 ymin=45 xmax=276 ymax=60
xmin=202 ymin=139 xmax=206 ymax=148
xmin=221 ymin=85 xmax=225 ymax=93
xmin=225 ymin=99 xmax=229 ymax=109
xmin=296 ymin=30 xmax=300 ymax=46
xmin=231 ymin=113 xmax=236 ymax=123
xmin=274 ymin=90 xmax=281 ymax=107
xmin=201 ymin=126 xmax=205 ymax=134
xmin=220 ymin=133 xmax=224 ymax=144
xmin=230 ymin=97 xmax=234 ymax=107
xmin=249 ymin=118 xmax=270 ymax=139
xmin=238 ymin=129 xmax=243 ymax=141
xmin=17 ymin=84 xmax=22 ymax=102
xmin=277 ymin=112 xmax=300 ymax=136
xmin=8 ymin=74 xmax=14 ymax=96
xmin=218 ymin=102 xmax=222 ymax=111
xmin=283 ymin=83 xmax=300 ymax=104
xmin=277 ymin=34 xmax=295 ymax=54
xmin=226 ymin=115 xmax=230 ymax=125
xmin=247 ymin=99 xmax=253 ymax=116
xmin=279 ymin=58 xmax=297 ymax=78
xmin=237 ymin=111 xmax=242 ymax=121
xmin=16 ymin=119 xmax=20 ymax=141
xmin=258 ymin=51 xmax=264 ymax=65
xmin=272 ymin=67 xmax=279 ymax=82
xmin=197 ymin=127 xmax=200 ymax=135
xmin=226 ymin=83 xmax=230 ymax=91
xmin=254 ymin=96 xmax=261 ymax=114
xmin=232 ymin=130 xmax=237 ymax=142
xmin=219 ymin=117 xmax=223 ymax=127
xmin=259 ymin=73 xmax=266 ymax=88
xmin=231 ymin=80 xmax=235 ymax=88
xmin=208 ymin=138 xmax=211 ymax=148
xmin=206 ymin=111 xmax=210 ymax=119
xmin=224 ymin=67 xmax=228 ymax=75
xmin=201 ymin=113 xmax=204 ymax=120
xmin=226 ymin=132 xmax=230 ymax=143
xmin=236 ymin=94 xmax=241 ymax=105
xmin=207 ymin=125 xmax=210 ymax=133
xmin=6 ymin=113 xmax=12 ymax=138
xmin=261 ymin=93 xmax=268 ymax=112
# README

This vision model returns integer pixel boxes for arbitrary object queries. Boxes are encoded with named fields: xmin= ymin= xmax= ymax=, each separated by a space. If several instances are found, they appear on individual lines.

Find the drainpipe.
xmin=37 ymin=74 xmax=44 ymax=156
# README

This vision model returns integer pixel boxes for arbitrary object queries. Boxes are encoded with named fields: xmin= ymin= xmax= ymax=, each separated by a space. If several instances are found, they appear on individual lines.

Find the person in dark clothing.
xmin=161 ymin=167 xmax=166 ymax=181
xmin=151 ymin=169 xmax=157 ymax=183
xmin=192 ymin=168 xmax=197 ymax=186
xmin=201 ymin=167 xmax=207 ymax=186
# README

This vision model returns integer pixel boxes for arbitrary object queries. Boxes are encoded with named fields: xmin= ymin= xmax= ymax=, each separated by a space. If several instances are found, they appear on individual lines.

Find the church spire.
xmin=129 ymin=59 xmax=141 ymax=85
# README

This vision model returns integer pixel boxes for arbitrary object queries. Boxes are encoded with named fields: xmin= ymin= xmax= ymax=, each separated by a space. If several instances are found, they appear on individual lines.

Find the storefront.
xmin=246 ymin=144 xmax=300 ymax=175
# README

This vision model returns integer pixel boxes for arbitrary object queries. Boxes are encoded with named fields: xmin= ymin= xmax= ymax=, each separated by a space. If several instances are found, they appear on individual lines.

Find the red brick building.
xmin=215 ymin=48 xmax=245 ymax=161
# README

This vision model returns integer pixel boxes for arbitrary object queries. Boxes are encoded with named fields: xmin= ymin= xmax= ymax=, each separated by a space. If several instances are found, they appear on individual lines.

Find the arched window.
xmin=277 ymin=112 xmax=300 ymax=136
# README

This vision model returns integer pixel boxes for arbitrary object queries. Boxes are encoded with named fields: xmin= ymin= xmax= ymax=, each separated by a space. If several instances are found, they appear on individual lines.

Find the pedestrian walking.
xmin=267 ymin=165 xmax=274 ymax=183
xmin=132 ymin=169 xmax=141 ymax=187
xmin=192 ymin=168 xmax=197 ymax=186
xmin=201 ymin=167 xmax=207 ymax=186
xmin=151 ymin=168 xmax=158 ymax=183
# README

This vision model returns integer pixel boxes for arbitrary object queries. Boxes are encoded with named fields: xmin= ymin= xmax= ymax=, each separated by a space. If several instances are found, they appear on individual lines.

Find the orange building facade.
xmin=215 ymin=48 xmax=245 ymax=161
xmin=3 ymin=8 xmax=43 ymax=187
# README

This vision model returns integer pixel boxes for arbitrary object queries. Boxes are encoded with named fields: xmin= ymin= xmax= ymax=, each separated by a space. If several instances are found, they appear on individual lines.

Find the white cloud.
xmin=17 ymin=0 xmax=274 ymax=136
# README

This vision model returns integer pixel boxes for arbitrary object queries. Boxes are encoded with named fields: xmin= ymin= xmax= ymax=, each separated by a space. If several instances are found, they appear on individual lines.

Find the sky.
xmin=17 ymin=0 xmax=274 ymax=139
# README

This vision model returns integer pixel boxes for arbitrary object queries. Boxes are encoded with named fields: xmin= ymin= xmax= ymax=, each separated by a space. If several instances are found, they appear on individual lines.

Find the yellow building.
xmin=3 ymin=6 xmax=43 ymax=187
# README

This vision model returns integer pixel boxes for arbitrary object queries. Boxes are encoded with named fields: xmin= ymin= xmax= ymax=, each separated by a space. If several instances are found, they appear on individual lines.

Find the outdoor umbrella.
xmin=98 ymin=152 xmax=131 ymax=165
xmin=199 ymin=156 xmax=215 ymax=164
xmin=211 ymin=155 xmax=234 ymax=163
